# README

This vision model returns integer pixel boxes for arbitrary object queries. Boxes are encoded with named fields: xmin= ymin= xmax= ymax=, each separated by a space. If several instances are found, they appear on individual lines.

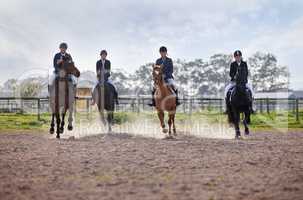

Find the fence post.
xmin=296 ymin=98 xmax=299 ymax=122
xmin=266 ymin=98 xmax=270 ymax=114
xmin=183 ymin=96 xmax=186 ymax=113
xmin=189 ymin=99 xmax=193 ymax=115
xmin=20 ymin=98 xmax=24 ymax=114
xmin=37 ymin=98 xmax=41 ymax=121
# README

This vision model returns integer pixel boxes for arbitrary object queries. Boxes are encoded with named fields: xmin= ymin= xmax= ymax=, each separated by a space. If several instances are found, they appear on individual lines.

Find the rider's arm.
xmin=105 ymin=60 xmax=111 ymax=80
xmin=168 ymin=58 xmax=173 ymax=76
xmin=53 ymin=54 xmax=61 ymax=71
xmin=244 ymin=62 xmax=249 ymax=84
xmin=96 ymin=61 xmax=100 ymax=75
xmin=230 ymin=63 xmax=236 ymax=81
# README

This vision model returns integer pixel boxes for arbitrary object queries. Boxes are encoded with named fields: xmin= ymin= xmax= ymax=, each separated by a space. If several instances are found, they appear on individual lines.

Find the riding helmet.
xmin=59 ymin=42 xmax=68 ymax=49
xmin=159 ymin=46 xmax=167 ymax=52
xmin=234 ymin=50 xmax=242 ymax=57
xmin=100 ymin=50 xmax=108 ymax=55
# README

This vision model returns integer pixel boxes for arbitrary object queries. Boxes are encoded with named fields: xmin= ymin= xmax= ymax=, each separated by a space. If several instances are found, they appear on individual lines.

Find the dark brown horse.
xmin=49 ymin=61 xmax=80 ymax=139
xmin=152 ymin=64 xmax=177 ymax=138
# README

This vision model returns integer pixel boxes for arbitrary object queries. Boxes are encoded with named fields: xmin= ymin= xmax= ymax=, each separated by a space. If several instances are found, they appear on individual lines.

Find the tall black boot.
xmin=174 ymin=89 xmax=181 ymax=106
xmin=148 ymin=89 xmax=156 ymax=107
xmin=114 ymin=90 xmax=119 ymax=105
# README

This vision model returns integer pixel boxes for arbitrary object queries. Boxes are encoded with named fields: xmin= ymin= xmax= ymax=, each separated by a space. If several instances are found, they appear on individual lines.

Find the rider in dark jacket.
xmin=52 ymin=42 xmax=76 ymax=85
xmin=148 ymin=46 xmax=180 ymax=107
xmin=225 ymin=50 xmax=254 ymax=113
xmin=95 ymin=50 xmax=118 ymax=105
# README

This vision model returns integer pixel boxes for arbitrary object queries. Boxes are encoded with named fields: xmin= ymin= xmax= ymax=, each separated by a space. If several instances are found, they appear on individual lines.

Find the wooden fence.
xmin=0 ymin=97 xmax=302 ymax=122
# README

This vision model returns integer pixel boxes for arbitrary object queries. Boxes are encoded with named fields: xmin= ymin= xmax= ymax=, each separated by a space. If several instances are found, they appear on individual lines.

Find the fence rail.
xmin=0 ymin=97 xmax=302 ymax=121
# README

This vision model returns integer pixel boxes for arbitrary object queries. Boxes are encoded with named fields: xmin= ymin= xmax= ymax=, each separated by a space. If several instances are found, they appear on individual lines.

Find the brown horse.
xmin=49 ymin=61 xmax=80 ymax=138
xmin=152 ymin=64 xmax=177 ymax=138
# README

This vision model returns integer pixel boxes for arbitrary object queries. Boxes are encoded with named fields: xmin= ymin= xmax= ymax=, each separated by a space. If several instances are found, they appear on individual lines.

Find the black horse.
xmin=92 ymin=82 xmax=117 ymax=133
xmin=226 ymin=67 xmax=252 ymax=139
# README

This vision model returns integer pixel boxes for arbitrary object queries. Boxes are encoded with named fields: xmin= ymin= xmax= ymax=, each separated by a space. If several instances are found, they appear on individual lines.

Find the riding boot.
xmin=148 ymin=88 xmax=156 ymax=107
xmin=114 ymin=90 xmax=119 ymax=105
xmin=174 ymin=89 xmax=181 ymax=106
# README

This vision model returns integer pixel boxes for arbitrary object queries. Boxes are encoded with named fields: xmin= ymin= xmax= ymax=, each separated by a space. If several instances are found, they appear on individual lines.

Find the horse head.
xmin=152 ymin=64 xmax=163 ymax=85
xmin=234 ymin=67 xmax=247 ymax=95
xmin=59 ymin=61 xmax=81 ymax=78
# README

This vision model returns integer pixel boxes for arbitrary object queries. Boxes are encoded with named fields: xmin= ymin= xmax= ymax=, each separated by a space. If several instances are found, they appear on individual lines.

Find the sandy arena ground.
xmin=0 ymin=130 xmax=302 ymax=200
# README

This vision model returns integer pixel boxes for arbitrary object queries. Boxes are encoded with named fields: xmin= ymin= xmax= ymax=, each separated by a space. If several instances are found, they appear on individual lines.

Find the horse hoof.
xmin=59 ymin=128 xmax=64 ymax=134
xmin=56 ymin=134 xmax=60 ymax=139
xmin=245 ymin=129 xmax=250 ymax=135
xmin=162 ymin=128 xmax=168 ymax=134
xmin=49 ymin=128 xmax=54 ymax=134
xmin=165 ymin=135 xmax=174 ymax=140
xmin=68 ymin=125 xmax=73 ymax=131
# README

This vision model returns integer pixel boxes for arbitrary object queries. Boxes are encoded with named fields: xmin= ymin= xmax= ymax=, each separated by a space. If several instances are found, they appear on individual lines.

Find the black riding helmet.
xmin=59 ymin=42 xmax=68 ymax=49
xmin=100 ymin=50 xmax=108 ymax=55
xmin=234 ymin=50 xmax=242 ymax=57
xmin=159 ymin=46 xmax=167 ymax=52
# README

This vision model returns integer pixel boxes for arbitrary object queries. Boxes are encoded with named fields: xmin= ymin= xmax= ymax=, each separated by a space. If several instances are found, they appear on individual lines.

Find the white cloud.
xmin=0 ymin=0 xmax=302 ymax=89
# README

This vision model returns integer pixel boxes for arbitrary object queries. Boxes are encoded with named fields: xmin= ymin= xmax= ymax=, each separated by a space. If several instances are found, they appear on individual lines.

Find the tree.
xmin=248 ymin=52 xmax=289 ymax=92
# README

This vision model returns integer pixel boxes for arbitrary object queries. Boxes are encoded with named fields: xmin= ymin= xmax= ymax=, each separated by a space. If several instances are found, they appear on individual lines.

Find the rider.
xmin=52 ymin=42 xmax=77 ymax=86
xmin=93 ymin=50 xmax=118 ymax=105
xmin=148 ymin=46 xmax=181 ymax=107
xmin=225 ymin=50 xmax=254 ymax=112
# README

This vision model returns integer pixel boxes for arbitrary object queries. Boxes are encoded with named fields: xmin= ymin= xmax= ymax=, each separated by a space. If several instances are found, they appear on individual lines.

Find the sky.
xmin=0 ymin=0 xmax=302 ymax=89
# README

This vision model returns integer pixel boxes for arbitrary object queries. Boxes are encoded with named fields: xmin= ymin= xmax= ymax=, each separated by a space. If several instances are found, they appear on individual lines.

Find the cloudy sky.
xmin=1 ymin=0 xmax=302 ymax=89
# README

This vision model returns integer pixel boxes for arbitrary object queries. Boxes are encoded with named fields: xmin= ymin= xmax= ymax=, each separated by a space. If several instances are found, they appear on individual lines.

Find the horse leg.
xmin=168 ymin=113 xmax=173 ymax=137
xmin=55 ymin=113 xmax=61 ymax=139
xmin=233 ymin=110 xmax=241 ymax=139
xmin=157 ymin=110 xmax=167 ymax=133
xmin=59 ymin=112 xmax=66 ymax=134
xmin=68 ymin=105 xmax=74 ymax=131
xmin=244 ymin=111 xmax=250 ymax=136
xmin=107 ymin=111 xmax=113 ymax=133
xmin=49 ymin=113 xmax=55 ymax=134
xmin=172 ymin=113 xmax=177 ymax=136
xmin=67 ymin=109 xmax=74 ymax=131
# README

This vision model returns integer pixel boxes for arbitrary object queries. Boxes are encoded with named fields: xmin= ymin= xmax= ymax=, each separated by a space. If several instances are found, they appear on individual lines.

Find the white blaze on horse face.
xmin=59 ymin=69 xmax=66 ymax=78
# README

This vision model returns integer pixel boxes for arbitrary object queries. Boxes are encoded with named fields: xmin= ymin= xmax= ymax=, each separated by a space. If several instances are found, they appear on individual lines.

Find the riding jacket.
xmin=53 ymin=53 xmax=73 ymax=73
xmin=156 ymin=57 xmax=174 ymax=81
xmin=96 ymin=59 xmax=111 ymax=82
xmin=230 ymin=60 xmax=248 ymax=84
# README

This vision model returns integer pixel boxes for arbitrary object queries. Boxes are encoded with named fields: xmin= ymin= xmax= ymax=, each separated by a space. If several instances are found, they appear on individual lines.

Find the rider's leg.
xmin=148 ymin=87 xmax=156 ymax=107
xmin=107 ymin=80 xmax=119 ymax=105
xmin=224 ymin=82 xmax=235 ymax=114
xmin=167 ymin=79 xmax=181 ymax=106
xmin=246 ymin=83 xmax=255 ymax=113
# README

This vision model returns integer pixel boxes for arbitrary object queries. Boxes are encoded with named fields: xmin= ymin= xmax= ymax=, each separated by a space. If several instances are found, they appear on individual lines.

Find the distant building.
xmin=255 ymin=90 xmax=303 ymax=99
xmin=76 ymin=79 xmax=95 ymax=111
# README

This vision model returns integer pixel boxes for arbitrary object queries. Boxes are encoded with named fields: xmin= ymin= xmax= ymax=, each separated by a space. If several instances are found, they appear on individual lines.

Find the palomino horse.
xmin=49 ymin=61 xmax=80 ymax=139
xmin=227 ymin=66 xmax=252 ymax=139
xmin=152 ymin=64 xmax=177 ymax=138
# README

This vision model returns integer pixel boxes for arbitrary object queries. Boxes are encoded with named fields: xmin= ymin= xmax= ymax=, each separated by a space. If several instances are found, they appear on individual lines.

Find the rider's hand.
xmin=57 ymin=59 xmax=63 ymax=65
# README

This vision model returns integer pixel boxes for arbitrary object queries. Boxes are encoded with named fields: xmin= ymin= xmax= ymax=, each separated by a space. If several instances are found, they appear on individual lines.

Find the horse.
xmin=226 ymin=66 xmax=252 ymax=139
xmin=92 ymin=79 xmax=117 ymax=133
xmin=49 ymin=61 xmax=80 ymax=139
xmin=152 ymin=64 xmax=177 ymax=138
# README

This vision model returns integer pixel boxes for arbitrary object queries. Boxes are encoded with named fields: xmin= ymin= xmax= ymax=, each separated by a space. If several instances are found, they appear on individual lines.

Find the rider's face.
xmin=101 ymin=54 xmax=107 ymax=60
xmin=60 ymin=48 xmax=66 ymax=54
xmin=235 ymin=55 xmax=242 ymax=62
xmin=160 ymin=51 xmax=167 ymax=58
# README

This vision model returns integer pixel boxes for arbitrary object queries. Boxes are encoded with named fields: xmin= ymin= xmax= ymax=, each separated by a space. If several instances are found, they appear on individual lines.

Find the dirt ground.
xmin=0 ymin=130 xmax=302 ymax=200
